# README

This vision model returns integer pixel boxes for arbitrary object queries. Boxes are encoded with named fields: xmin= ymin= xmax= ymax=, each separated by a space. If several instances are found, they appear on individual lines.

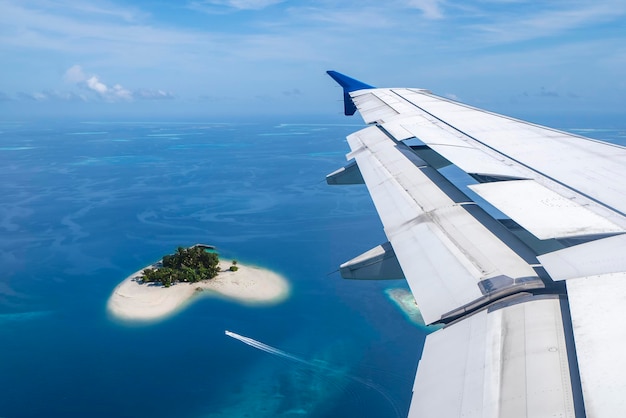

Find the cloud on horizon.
xmin=4 ymin=65 xmax=176 ymax=104
xmin=62 ymin=65 xmax=174 ymax=102
xmin=16 ymin=90 xmax=87 ymax=102
xmin=64 ymin=65 xmax=132 ymax=101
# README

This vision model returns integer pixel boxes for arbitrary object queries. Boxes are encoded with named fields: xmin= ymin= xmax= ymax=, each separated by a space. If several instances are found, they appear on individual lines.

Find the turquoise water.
xmin=1 ymin=116 xmax=624 ymax=417
xmin=0 ymin=118 xmax=422 ymax=418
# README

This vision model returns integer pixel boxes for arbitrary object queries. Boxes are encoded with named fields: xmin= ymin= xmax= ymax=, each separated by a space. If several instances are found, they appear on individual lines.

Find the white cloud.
xmin=86 ymin=75 xmax=109 ymax=95
xmin=469 ymin=2 xmax=626 ymax=44
xmin=65 ymin=65 xmax=125 ymax=100
xmin=112 ymin=84 xmax=132 ymax=100
xmin=190 ymin=0 xmax=284 ymax=11
xmin=135 ymin=89 xmax=175 ymax=100
xmin=65 ymin=66 xmax=131 ymax=101
xmin=0 ymin=1 xmax=208 ymax=62
xmin=406 ymin=0 xmax=445 ymax=19
xmin=60 ymin=65 xmax=173 ymax=102
xmin=16 ymin=90 xmax=86 ymax=102
xmin=31 ymin=92 xmax=48 ymax=102
xmin=63 ymin=65 xmax=87 ymax=84
xmin=51 ymin=90 xmax=88 ymax=101
xmin=58 ymin=0 xmax=146 ymax=23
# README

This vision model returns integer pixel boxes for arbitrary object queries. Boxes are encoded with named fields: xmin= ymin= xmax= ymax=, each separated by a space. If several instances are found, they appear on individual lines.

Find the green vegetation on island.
xmin=142 ymin=246 xmax=222 ymax=287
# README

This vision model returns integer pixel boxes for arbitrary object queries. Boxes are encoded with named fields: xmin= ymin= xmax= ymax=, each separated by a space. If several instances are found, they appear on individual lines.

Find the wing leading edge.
xmin=326 ymin=71 xmax=626 ymax=417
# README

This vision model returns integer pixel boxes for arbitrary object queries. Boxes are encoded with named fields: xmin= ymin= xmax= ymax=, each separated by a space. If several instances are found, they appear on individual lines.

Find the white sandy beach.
xmin=107 ymin=260 xmax=290 ymax=322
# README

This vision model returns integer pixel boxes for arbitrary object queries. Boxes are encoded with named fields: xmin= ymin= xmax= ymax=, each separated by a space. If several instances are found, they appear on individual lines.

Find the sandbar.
xmin=384 ymin=287 xmax=443 ymax=332
xmin=107 ymin=260 xmax=289 ymax=322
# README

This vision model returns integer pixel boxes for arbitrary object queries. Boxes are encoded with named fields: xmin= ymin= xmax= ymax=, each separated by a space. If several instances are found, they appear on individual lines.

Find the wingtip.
xmin=326 ymin=71 xmax=374 ymax=116
xmin=326 ymin=70 xmax=374 ymax=92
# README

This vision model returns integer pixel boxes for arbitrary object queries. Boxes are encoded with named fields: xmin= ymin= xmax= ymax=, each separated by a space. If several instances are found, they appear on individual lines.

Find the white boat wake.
xmin=224 ymin=330 xmax=316 ymax=367
xmin=224 ymin=330 xmax=402 ymax=417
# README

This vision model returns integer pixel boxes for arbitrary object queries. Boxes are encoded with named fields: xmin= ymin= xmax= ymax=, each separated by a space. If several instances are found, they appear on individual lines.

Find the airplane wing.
xmin=326 ymin=70 xmax=626 ymax=417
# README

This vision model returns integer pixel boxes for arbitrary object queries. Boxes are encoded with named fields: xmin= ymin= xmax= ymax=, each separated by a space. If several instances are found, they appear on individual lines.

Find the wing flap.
xmin=538 ymin=234 xmax=626 ymax=280
xmin=347 ymin=125 xmax=542 ymax=324
xmin=410 ymin=296 xmax=576 ymax=418
xmin=563 ymin=273 xmax=626 ymax=417
xmin=469 ymin=180 xmax=625 ymax=240
xmin=339 ymin=242 xmax=404 ymax=280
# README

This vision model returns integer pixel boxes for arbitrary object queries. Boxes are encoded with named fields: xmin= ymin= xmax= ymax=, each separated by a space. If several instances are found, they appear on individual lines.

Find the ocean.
xmin=1 ymin=115 xmax=624 ymax=417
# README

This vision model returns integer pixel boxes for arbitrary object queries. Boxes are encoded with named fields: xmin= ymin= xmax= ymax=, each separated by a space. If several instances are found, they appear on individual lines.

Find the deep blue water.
xmin=1 ymin=115 xmax=624 ymax=418
xmin=0 ymin=118 xmax=423 ymax=418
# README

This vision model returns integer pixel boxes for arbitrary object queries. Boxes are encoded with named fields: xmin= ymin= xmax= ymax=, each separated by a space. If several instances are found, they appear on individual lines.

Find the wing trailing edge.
xmin=324 ymin=71 xmax=626 ymax=417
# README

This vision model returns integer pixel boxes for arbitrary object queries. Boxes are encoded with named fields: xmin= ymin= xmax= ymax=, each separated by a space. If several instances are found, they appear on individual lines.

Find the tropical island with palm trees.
xmin=107 ymin=244 xmax=289 ymax=322
xmin=141 ymin=245 xmax=231 ymax=287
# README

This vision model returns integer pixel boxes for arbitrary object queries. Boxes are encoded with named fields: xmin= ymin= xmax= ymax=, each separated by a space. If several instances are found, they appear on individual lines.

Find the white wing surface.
xmin=326 ymin=71 xmax=626 ymax=417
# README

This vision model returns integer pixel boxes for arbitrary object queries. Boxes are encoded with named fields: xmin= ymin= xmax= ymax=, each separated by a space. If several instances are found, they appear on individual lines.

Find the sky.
xmin=0 ymin=0 xmax=625 ymax=119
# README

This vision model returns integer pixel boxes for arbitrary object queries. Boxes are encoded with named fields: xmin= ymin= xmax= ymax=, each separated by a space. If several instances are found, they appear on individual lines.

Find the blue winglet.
xmin=327 ymin=71 xmax=374 ymax=116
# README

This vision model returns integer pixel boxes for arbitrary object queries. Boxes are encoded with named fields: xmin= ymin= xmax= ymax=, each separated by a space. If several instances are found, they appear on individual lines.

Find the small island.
xmin=107 ymin=245 xmax=290 ymax=322
xmin=385 ymin=287 xmax=443 ymax=332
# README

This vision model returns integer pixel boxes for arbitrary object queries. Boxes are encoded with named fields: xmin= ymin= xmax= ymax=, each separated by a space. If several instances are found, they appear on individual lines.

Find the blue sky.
xmin=1 ymin=0 xmax=625 ymax=119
